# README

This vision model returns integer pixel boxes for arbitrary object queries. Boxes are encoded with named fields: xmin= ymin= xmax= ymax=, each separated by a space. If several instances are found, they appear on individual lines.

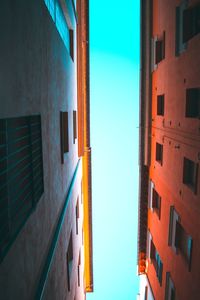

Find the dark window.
xmin=175 ymin=1 xmax=188 ymax=56
xmin=169 ymin=206 xmax=193 ymax=269
xmin=157 ymin=95 xmax=165 ymax=116
xmin=73 ymin=110 xmax=77 ymax=144
xmin=152 ymin=188 xmax=161 ymax=218
xmin=165 ymin=273 xmax=176 ymax=300
xmin=156 ymin=143 xmax=163 ymax=165
xmin=185 ymin=88 xmax=200 ymax=118
xmin=155 ymin=32 xmax=165 ymax=64
xmin=144 ymin=286 xmax=148 ymax=300
xmin=183 ymin=5 xmax=200 ymax=43
xmin=78 ymin=251 xmax=81 ymax=287
xmin=60 ymin=111 xmax=69 ymax=164
xmin=70 ymin=29 xmax=74 ymax=60
xmin=183 ymin=157 xmax=198 ymax=193
xmin=76 ymin=196 xmax=79 ymax=235
xmin=67 ymin=232 xmax=73 ymax=291
xmin=44 ymin=0 xmax=71 ymax=52
xmin=0 ymin=115 xmax=44 ymax=261
xmin=150 ymin=240 xmax=163 ymax=285
xmin=175 ymin=221 xmax=193 ymax=268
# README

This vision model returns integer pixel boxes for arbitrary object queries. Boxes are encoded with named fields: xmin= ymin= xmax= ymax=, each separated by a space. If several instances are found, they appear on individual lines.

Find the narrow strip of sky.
xmin=88 ymin=1 xmax=140 ymax=299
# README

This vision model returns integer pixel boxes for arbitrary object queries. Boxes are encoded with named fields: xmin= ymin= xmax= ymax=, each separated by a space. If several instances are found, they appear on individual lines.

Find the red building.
xmin=138 ymin=0 xmax=200 ymax=299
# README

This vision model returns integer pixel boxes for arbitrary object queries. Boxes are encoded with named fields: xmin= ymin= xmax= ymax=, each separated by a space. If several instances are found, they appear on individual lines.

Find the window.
xmin=156 ymin=143 xmax=163 ymax=165
xmin=73 ymin=110 xmax=77 ymax=144
xmin=152 ymin=32 xmax=165 ymax=71
xmin=70 ymin=29 xmax=74 ymax=60
xmin=155 ymin=32 xmax=165 ymax=64
xmin=152 ymin=189 xmax=161 ymax=218
xmin=150 ymin=239 xmax=163 ymax=285
xmin=148 ymin=181 xmax=161 ymax=219
xmin=185 ymin=88 xmax=200 ymax=118
xmin=183 ymin=4 xmax=200 ymax=43
xmin=60 ymin=112 xmax=69 ymax=164
xmin=0 ymin=115 xmax=44 ymax=261
xmin=76 ymin=196 xmax=80 ymax=235
xmin=165 ymin=273 xmax=176 ymax=300
xmin=175 ymin=0 xmax=188 ymax=56
xmin=67 ymin=232 xmax=73 ymax=291
xmin=168 ymin=206 xmax=193 ymax=269
xmin=157 ymin=95 xmax=165 ymax=116
xmin=183 ymin=157 xmax=198 ymax=193
xmin=77 ymin=251 xmax=81 ymax=287
xmin=144 ymin=286 xmax=148 ymax=300
xmin=44 ymin=0 xmax=70 ymax=53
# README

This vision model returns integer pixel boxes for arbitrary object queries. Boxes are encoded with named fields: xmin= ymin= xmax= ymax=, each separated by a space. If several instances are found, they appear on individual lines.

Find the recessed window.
xmin=157 ymin=95 xmax=165 ymax=116
xmin=73 ymin=110 xmax=77 ymax=144
xmin=175 ymin=0 xmax=188 ymax=56
xmin=60 ymin=111 xmax=69 ymax=164
xmin=44 ymin=0 xmax=71 ymax=52
xmin=155 ymin=32 xmax=165 ymax=64
xmin=165 ymin=273 xmax=176 ymax=300
xmin=77 ymin=251 xmax=81 ymax=287
xmin=183 ymin=157 xmax=198 ymax=193
xmin=183 ymin=4 xmax=200 ymax=43
xmin=67 ymin=232 xmax=73 ymax=291
xmin=148 ymin=181 xmax=161 ymax=219
xmin=168 ymin=206 xmax=193 ymax=269
xmin=150 ymin=239 xmax=163 ymax=285
xmin=76 ymin=196 xmax=80 ymax=235
xmin=156 ymin=143 xmax=163 ymax=165
xmin=144 ymin=286 xmax=148 ymax=300
xmin=0 ymin=115 xmax=44 ymax=261
xmin=152 ymin=189 xmax=161 ymax=218
xmin=70 ymin=29 xmax=74 ymax=60
xmin=185 ymin=88 xmax=200 ymax=118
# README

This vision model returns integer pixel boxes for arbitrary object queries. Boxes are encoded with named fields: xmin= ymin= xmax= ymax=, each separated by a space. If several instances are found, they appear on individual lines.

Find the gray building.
xmin=0 ymin=0 xmax=93 ymax=299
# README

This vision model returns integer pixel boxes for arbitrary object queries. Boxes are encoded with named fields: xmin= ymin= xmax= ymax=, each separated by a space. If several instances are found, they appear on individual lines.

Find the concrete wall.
xmin=0 ymin=1 xmax=85 ymax=299
xmin=145 ymin=0 xmax=200 ymax=299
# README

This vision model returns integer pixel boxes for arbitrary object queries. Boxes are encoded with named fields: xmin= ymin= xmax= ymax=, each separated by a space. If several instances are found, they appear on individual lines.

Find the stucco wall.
xmin=146 ymin=0 xmax=200 ymax=299
xmin=0 ymin=1 xmax=84 ymax=299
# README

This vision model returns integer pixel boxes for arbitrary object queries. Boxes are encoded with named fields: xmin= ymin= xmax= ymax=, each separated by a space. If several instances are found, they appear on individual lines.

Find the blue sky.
xmin=87 ymin=1 xmax=140 ymax=299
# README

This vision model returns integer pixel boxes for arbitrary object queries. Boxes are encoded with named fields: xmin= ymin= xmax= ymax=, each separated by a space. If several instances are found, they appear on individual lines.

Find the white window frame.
xmin=168 ymin=206 xmax=180 ymax=253
xmin=148 ymin=180 xmax=154 ymax=210
xmin=146 ymin=230 xmax=152 ymax=260
xmin=165 ymin=272 xmax=175 ymax=300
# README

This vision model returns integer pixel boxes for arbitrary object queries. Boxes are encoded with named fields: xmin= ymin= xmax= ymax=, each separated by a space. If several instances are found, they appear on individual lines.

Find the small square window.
xmin=60 ymin=111 xmax=69 ymax=164
xmin=157 ymin=94 xmax=165 ymax=116
xmin=183 ymin=157 xmax=198 ymax=193
xmin=73 ymin=110 xmax=77 ymax=144
xmin=67 ymin=232 xmax=73 ymax=291
xmin=156 ymin=143 xmax=163 ymax=165
xmin=185 ymin=88 xmax=200 ymax=118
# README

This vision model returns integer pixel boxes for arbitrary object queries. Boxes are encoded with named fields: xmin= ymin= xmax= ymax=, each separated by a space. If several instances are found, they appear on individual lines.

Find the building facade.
xmin=138 ymin=0 xmax=200 ymax=299
xmin=0 ymin=0 xmax=93 ymax=299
